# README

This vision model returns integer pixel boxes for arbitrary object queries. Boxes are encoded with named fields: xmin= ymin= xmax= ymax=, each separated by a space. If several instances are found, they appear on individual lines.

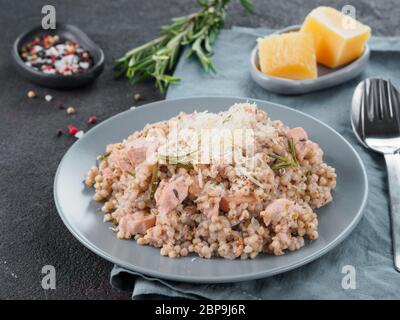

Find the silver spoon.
xmin=351 ymin=77 xmax=400 ymax=272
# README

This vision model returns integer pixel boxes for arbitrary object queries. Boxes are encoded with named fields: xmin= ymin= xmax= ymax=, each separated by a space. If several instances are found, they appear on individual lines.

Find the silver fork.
xmin=351 ymin=78 xmax=400 ymax=272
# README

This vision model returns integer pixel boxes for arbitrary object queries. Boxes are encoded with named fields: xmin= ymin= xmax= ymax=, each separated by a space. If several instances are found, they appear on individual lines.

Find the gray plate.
xmin=250 ymin=25 xmax=370 ymax=95
xmin=54 ymin=96 xmax=368 ymax=283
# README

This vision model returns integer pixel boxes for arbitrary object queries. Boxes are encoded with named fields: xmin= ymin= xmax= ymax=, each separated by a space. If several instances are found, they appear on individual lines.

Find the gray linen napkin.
xmin=110 ymin=27 xmax=400 ymax=299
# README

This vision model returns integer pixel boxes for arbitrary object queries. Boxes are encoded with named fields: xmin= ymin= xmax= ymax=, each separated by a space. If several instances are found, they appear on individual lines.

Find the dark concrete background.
xmin=0 ymin=0 xmax=397 ymax=300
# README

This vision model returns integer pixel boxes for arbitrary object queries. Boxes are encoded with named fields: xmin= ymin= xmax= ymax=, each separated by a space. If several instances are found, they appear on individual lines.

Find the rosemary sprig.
xmin=268 ymin=138 xmax=300 ymax=171
xmin=114 ymin=0 xmax=253 ymax=93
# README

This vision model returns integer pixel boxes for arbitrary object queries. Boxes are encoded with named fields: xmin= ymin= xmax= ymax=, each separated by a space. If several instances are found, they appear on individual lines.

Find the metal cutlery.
xmin=351 ymin=77 xmax=400 ymax=272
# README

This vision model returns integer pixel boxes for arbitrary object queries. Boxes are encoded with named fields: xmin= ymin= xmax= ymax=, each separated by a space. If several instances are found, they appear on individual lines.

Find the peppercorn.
xmin=87 ymin=116 xmax=97 ymax=125
xmin=58 ymin=103 xmax=66 ymax=110
xmin=67 ymin=125 xmax=78 ymax=135
xmin=75 ymin=130 xmax=85 ymax=139
xmin=27 ymin=90 xmax=36 ymax=98
xmin=66 ymin=106 xmax=76 ymax=115
xmin=20 ymin=35 xmax=94 ymax=75
xmin=56 ymin=129 xmax=63 ymax=137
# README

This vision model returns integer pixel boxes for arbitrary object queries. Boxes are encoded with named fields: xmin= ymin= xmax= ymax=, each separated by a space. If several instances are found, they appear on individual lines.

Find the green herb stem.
xmin=114 ymin=0 xmax=253 ymax=92
xmin=149 ymin=165 xmax=159 ymax=199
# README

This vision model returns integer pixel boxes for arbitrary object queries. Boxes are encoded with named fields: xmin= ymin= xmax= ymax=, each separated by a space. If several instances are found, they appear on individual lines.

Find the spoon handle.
xmin=384 ymin=153 xmax=400 ymax=272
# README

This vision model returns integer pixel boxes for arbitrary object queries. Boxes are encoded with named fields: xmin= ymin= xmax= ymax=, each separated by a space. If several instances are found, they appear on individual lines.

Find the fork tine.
xmin=378 ymin=79 xmax=387 ymax=120
xmin=387 ymin=80 xmax=395 ymax=119
xmin=365 ymin=79 xmax=374 ymax=122
xmin=360 ymin=79 xmax=370 ymax=139
xmin=388 ymin=80 xmax=400 ymax=132
xmin=388 ymin=80 xmax=400 ymax=122
xmin=370 ymin=79 xmax=380 ymax=121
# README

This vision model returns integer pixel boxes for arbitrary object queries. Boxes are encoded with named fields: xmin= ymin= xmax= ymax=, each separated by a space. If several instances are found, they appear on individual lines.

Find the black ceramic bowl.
xmin=12 ymin=23 xmax=104 ymax=89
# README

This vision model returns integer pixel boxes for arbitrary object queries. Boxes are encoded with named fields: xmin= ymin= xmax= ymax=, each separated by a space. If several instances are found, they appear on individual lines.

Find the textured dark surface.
xmin=0 ymin=0 xmax=397 ymax=300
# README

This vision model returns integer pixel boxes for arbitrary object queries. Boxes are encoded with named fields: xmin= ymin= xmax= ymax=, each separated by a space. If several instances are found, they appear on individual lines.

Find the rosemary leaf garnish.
xmin=268 ymin=152 xmax=287 ymax=161
xmin=159 ymin=152 xmax=194 ymax=170
xmin=176 ymin=163 xmax=194 ymax=170
xmin=98 ymin=151 xmax=111 ymax=161
xmin=268 ymin=138 xmax=300 ymax=172
xmin=172 ymin=188 xmax=179 ymax=199
xmin=114 ymin=0 xmax=253 ymax=93
xmin=159 ymin=151 xmax=196 ymax=164
xmin=288 ymin=138 xmax=299 ymax=166
xmin=271 ymin=161 xmax=293 ymax=171
xmin=268 ymin=152 xmax=297 ymax=171
xmin=222 ymin=114 xmax=232 ymax=124
xmin=149 ymin=165 xmax=159 ymax=200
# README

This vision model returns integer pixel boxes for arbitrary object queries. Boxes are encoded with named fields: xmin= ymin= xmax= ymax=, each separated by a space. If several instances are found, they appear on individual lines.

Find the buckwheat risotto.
xmin=85 ymin=103 xmax=336 ymax=259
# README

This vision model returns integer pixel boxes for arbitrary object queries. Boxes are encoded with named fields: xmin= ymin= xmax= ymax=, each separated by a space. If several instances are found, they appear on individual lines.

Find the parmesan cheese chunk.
xmin=301 ymin=6 xmax=371 ymax=68
xmin=258 ymin=32 xmax=317 ymax=80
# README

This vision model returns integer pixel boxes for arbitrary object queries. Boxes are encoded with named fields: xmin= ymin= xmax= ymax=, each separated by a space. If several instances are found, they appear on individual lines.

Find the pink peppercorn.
xmin=67 ymin=125 xmax=78 ymax=135
xmin=87 ymin=116 xmax=97 ymax=124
